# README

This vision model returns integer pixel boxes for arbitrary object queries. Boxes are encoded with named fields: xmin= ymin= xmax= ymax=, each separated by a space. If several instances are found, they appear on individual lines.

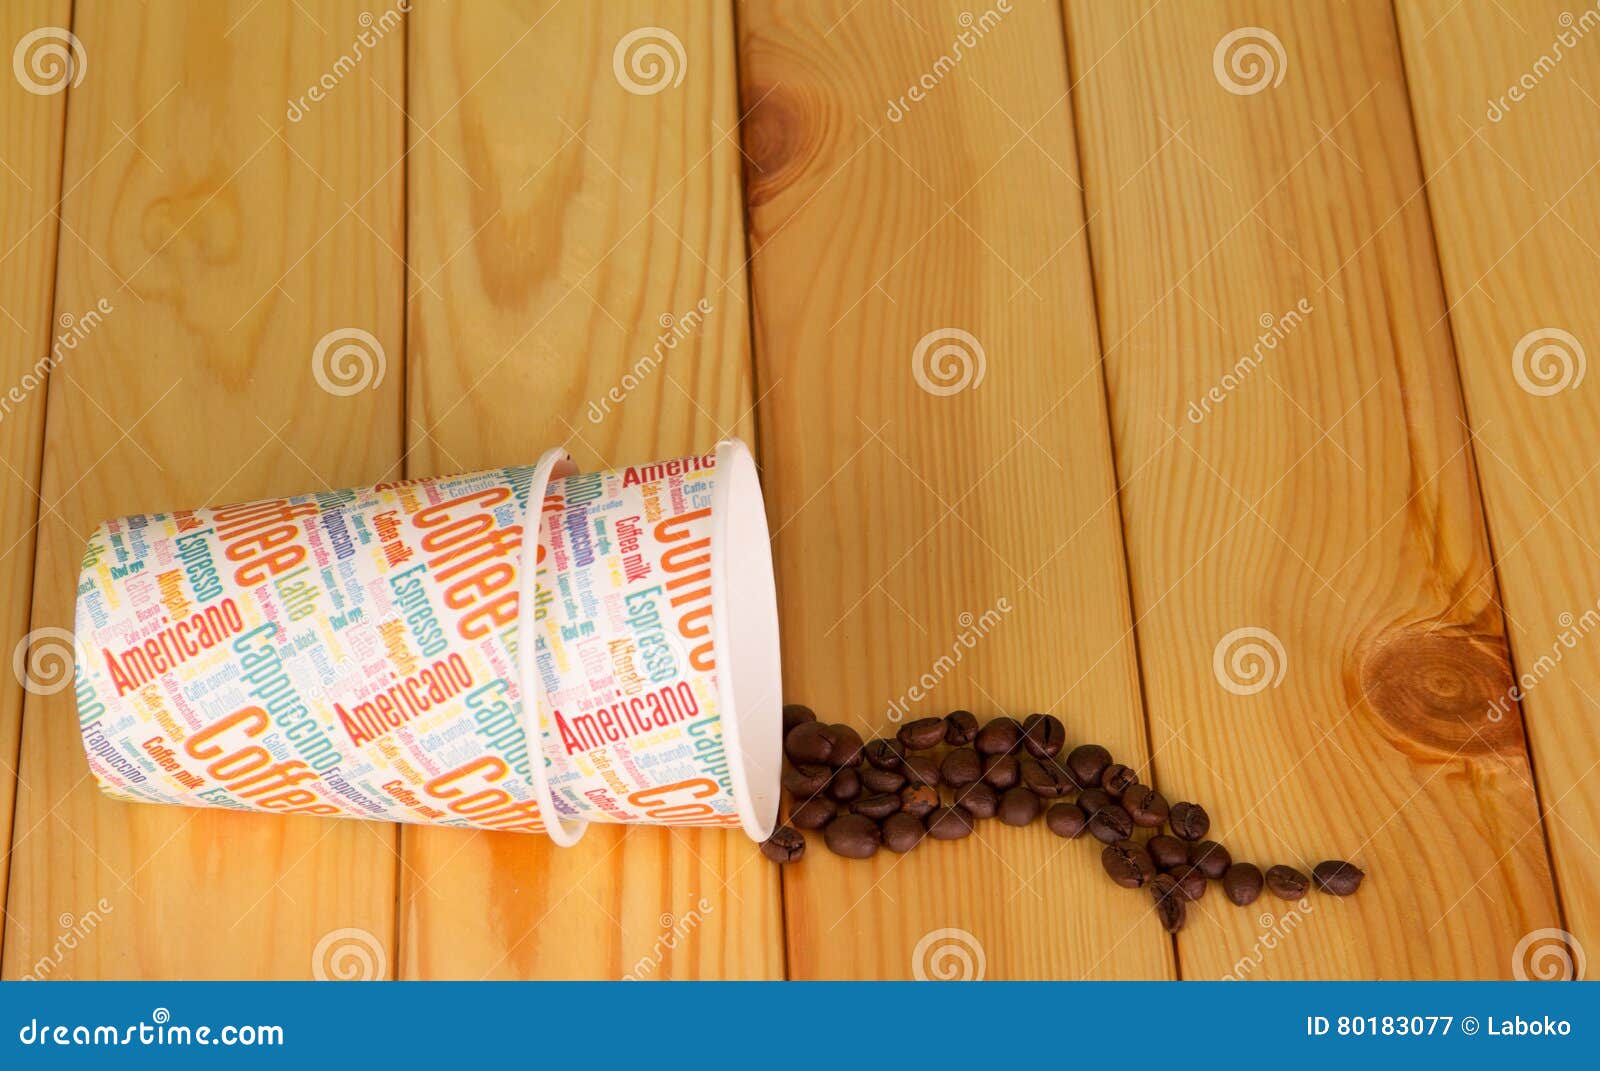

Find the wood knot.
xmin=739 ymin=84 xmax=814 ymax=207
xmin=1356 ymin=626 xmax=1520 ymax=758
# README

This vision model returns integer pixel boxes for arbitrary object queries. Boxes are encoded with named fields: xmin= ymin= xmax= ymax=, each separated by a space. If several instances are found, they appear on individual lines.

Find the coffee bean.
xmin=784 ymin=721 xmax=834 ymax=764
xmin=851 ymin=793 xmax=901 ymax=820
xmin=790 ymin=797 xmax=835 ymax=830
xmin=760 ymin=825 xmax=805 ymax=863
xmin=864 ymin=737 xmax=905 ymax=771
xmin=1150 ymin=875 xmax=1186 ymax=933
xmin=900 ymin=783 xmax=940 ymax=818
xmin=825 ymin=724 xmax=865 ymax=767
xmin=826 ymin=766 xmax=861 ymax=803
xmin=1021 ymin=713 xmax=1066 ymax=758
xmin=1019 ymin=758 xmax=1058 ymax=797
xmin=859 ymin=764 xmax=906 ymax=794
xmin=1168 ymin=801 xmax=1210 ymax=841
xmin=960 ymin=782 xmax=1000 ymax=821
xmin=1122 ymin=784 xmax=1169 ymax=829
xmin=1077 ymin=787 xmax=1113 ymax=816
xmin=999 ymin=786 xmax=1043 ymax=827
xmin=1045 ymin=803 xmax=1087 ymax=839
xmin=926 ymin=806 xmax=975 ymax=840
xmin=782 ymin=704 xmax=816 ymax=734
xmin=1066 ymin=744 xmax=1112 ymax=789
xmin=1101 ymin=839 xmax=1156 ymax=889
xmin=975 ymin=717 xmax=1022 ymax=755
xmin=940 ymin=747 xmax=982 ymax=788
xmin=1100 ymin=763 xmax=1137 ymax=797
xmin=1170 ymin=865 xmax=1207 ymax=902
xmin=1265 ymin=865 xmax=1311 ymax=900
xmin=882 ymin=812 xmax=924 ymax=853
xmin=982 ymin=753 xmax=1021 ymax=790
xmin=781 ymin=762 xmax=831 ymax=797
xmin=1147 ymin=834 xmax=1189 ymax=871
xmin=897 ymin=717 xmax=946 ymax=751
xmin=944 ymin=709 xmax=979 ymax=746
xmin=1088 ymin=804 xmax=1134 ymax=844
xmin=1312 ymin=860 xmax=1365 ymax=896
xmin=824 ymin=814 xmax=882 ymax=859
xmin=1223 ymin=863 xmax=1264 ymax=906
xmin=901 ymin=754 xmax=941 ymax=788
xmin=1189 ymin=841 xmax=1231 ymax=880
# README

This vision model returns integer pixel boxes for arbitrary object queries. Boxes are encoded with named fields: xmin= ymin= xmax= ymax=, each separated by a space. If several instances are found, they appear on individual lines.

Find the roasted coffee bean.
xmin=944 ymin=709 xmax=980 ymax=747
xmin=926 ymin=805 xmax=975 ymax=840
xmin=1122 ymin=784 xmax=1169 ymax=829
xmin=859 ymin=764 xmax=906 ymax=794
xmin=1100 ymin=763 xmax=1137 ymax=797
xmin=826 ymin=766 xmax=861 ymax=803
xmin=940 ymin=747 xmax=982 ymax=788
xmin=781 ymin=762 xmax=832 ymax=797
xmin=784 ymin=721 xmax=834 ymax=764
xmin=900 ymin=783 xmax=940 ymax=818
xmin=826 ymin=724 xmax=865 ymax=767
xmin=1088 ymin=804 xmax=1135 ymax=844
xmin=882 ymin=812 xmax=924 ymax=853
xmin=1265 ymin=864 xmax=1311 ymax=900
xmin=1077 ymin=787 xmax=1113 ymax=816
xmin=790 ymin=797 xmax=835 ymax=830
xmin=1312 ymin=860 xmax=1365 ymax=896
xmin=897 ymin=717 xmax=947 ymax=751
xmin=824 ymin=814 xmax=882 ymax=859
xmin=1021 ymin=713 xmax=1067 ymax=758
xmin=760 ymin=825 xmax=806 ymax=864
xmin=1019 ymin=758 xmax=1057 ymax=797
xmin=1223 ymin=863 xmax=1265 ymax=906
xmin=1170 ymin=865 xmax=1207 ymax=902
xmin=1168 ymin=801 xmax=1210 ymax=841
xmin=1066 ymin=744 xmax=1112 ymax=789
xmin=1101 ymin=839 xmax=1157 ymax=889
xmin=1189 ymin=841 xmax=1231 ymax=880
xmin=901 ymin=754 xmax=941 ymax=788
xmin=851 ymin=793 xmax=902 ymax=820
xmin=1150 ymin=875 xmax=1186 ymax=933
xmin=864 ymin=737 xmax=905 ymax=770
xmin=975 ymin=717 xmax=1023 ymax=756
xmin=1045 ymin=803 xmax=1087 ymax=839
xmin=999 ymin=786 xmax=1043 ymax=827
xmin=960 ymin=782 xmax=1001 ymax=821
xmin=782 ymin=704 xmax=817 ymax=733
xmin=1147 ymin=834 xmax=1190 ymax=871
xmin=982 ymin=753 xmax=1021 ymax=791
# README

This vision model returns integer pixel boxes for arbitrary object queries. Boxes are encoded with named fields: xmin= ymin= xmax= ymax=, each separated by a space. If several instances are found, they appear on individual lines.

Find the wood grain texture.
xmin=1397 ymin=0 xmax=1600 ymax=964
xmin=1063 ymin=0 xmax=1560 ymax=977
xmin=739 ymin=0 xmax=1173 ymax=979
xmin=0 ymin=0 xmax=72 ymax=962
xmin=1 ymin=0 xmax=405 ymax=979
xmin=400 ymin=0 xmax=781 ymax=980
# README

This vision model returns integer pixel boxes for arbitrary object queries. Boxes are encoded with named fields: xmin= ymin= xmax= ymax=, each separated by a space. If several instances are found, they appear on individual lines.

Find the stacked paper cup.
xmin=70 ymin=438 xmax=782 ymax=844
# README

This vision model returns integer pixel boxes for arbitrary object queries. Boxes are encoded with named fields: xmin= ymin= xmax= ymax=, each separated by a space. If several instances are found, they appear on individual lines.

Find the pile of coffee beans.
xmin=761 ymin=705 xmax=1365 ymax=934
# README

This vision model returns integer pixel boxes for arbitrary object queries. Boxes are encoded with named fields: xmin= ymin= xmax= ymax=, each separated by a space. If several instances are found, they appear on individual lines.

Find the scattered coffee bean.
xmin=926 ymin=806 xmax=975 ymax=840
xmin=1312 ymin=860 xmax=1365 ymax=896
xmin=1066 ymin=744 xmax=1112 ymax=789
xmin=999 ymin=787 xmax=1043 ymax=827
xmin=1077 ymin=787 xmax=1113 ymax=816
xmin=824 ymin=814 xmax=882 ymax=859
xmin=1223 ymin=863 xmax=1264 ymax=906
xmin=1045 ymin=803 xmax=1087 ymax=839
xmin=864 ymin=737 xmax=905 ymax=771
xmin=1122 ymin=784 xmax=1169 ymax=829
xmin=1168 ymin=801 xmax=1210 ymax=841
xmin=1150 ymin=875 xmax=1186 ymax=933
xmin=785 ymin=721 xmax=834 ymax=765
xmin=1265 ymin=864 xmax=1311 ymax=900
xmin=826 ymin=766 xmax=861 ymax=803
xmin=898 ymin=717 xmax=947 ymax=751
xmin=944 ymin=709 xmax=979 ymax=746
xmin=900 ymin=783 xmax=940 ymax=818
xmin=826 ymin=724 xmax=865 ymax=767
xmin=782 ymin=704 xmax=816 ymax=733
xmin=851 ymin=793 xmax=901 ymax=820
xmin=960 ymin=782 xmax=1001 ymax=821
xmin=1101 ymin=839 xmax=1157 ymax=889
xmin=1100 ymin=763 xmax=1137 ymax=797
xmin=1022 ymin=713 xmax=1067 ymax=758
xmin=790 ymin=797 xmax=835 ymax=830
xmin=1088 ymin=804 xmax=1135 ymax=844
xmin=782 ymin=762 xmax=831 ymax=797
xmin=940 ymin=747 xmax=982 ymax=788
xmin=1019 ymin=758 xmax=1061 ymax=797
xmin=859 ymin=764 xmax=906 ymax=794
xmin=901 ymin=754 xmax=941 ymax=788
xmin=882 ymin=812 xmax=924 ymax=853
xmin=1147 ymin=835 xmax=1189 ymax=871
xmin=975 ymin=717 xmax=1022 ymax=756
xmin=1189 ymin=841 xmax=1231 ymax=880
xmin=760 ymin=825 xmax=806 ymax=863
xmin=1170 ymin=865 xmax=1207 ymax=902
xmin=982 ymin=753 xmax=1021 ymax=791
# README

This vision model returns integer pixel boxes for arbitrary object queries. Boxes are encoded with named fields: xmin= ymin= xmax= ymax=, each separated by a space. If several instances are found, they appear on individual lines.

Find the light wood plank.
xmin=400 ymin=0 xmax=781 ymax=980
xmin=1064 ymin=0 xmax=1561 ymax=977
xmin=1 ymin=0 xmax=405 ymax=979
xmin=740 ymin=0 xmax=1172 ymax=979
xmin=1396 ymin=0 xmax=1600 ymax=966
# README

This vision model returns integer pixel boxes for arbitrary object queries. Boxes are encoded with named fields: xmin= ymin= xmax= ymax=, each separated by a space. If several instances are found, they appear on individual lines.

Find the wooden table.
xmin=1 ymin=0 xmax=1594 ymax=980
